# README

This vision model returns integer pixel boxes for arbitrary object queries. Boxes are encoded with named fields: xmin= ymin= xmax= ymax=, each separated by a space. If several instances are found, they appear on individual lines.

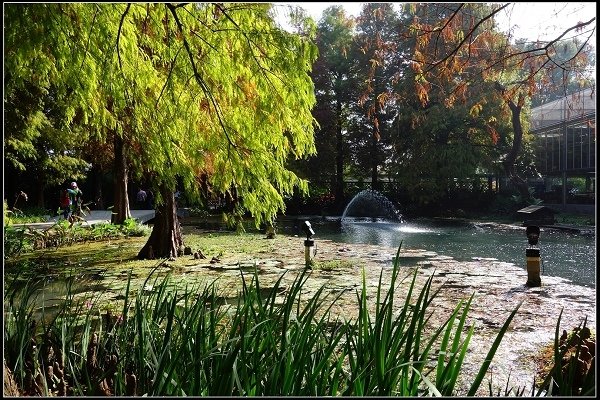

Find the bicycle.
xmin=68 ymin=201 xmax=93 ymax=227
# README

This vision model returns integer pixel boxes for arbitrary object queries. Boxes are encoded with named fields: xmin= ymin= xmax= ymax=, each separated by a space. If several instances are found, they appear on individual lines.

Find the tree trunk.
xmin=111 ymin=134 xmax=131 ymax=224
xmin=92 ymin=165 xmax=104 ymax=210
xmin=36 ymin=184 xmax=46 ymax=209
xmin=138 ymin=184 xmax=183 ymax=260
xmin=494 ymin=83 xmax=531 ymax=201
xmin=371 ymin=126 xmax=379 ymax=191
xmin=504 ymin=97 xmax=531 ymax=200
xmin=34 ymin=169 xmax=46 ymax=209
xmin=335 ymin=100 xmax=344 ymax=206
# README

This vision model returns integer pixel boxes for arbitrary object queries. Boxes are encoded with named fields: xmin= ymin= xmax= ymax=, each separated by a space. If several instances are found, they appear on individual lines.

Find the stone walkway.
xmin=12 ymin=210 xmax=156 ymax=230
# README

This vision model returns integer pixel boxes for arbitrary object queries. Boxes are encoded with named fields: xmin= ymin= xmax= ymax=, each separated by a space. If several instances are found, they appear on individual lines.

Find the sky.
xmin=273 ymin=2 xmax=596 ymax=45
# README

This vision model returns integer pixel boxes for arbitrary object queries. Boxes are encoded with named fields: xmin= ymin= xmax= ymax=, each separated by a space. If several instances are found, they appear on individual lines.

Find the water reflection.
xmin=5 ymin=267 xmax=109 ymax=320
xmin=288 ymin=218 xmax=595 ymax=288
xmin=396 ymin=225 xmax=439 ymax=234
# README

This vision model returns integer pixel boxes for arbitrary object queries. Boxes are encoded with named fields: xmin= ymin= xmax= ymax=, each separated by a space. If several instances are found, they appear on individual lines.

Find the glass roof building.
xmin=530 ymin=88 xmax=595 ymax=211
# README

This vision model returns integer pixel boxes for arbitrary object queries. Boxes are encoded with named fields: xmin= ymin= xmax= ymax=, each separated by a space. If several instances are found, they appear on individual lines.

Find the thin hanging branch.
xmin=166 ymin=3 xmax=236 ymax=150
xmin=116 ymin=3 xmax=132 ymax=95
xmin=424 ymin=4 xmax=509 ymax=73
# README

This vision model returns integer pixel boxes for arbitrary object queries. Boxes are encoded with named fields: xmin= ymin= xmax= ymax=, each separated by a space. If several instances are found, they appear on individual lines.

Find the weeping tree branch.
xmin=215 ymin=3 xmax=288 ymax=90
xmin=431 ymin=3 xmax=464 ymax=60
xmin=116 ymin=3 xmax=132 ymax=103
xmin=166 ymin=2 xmax=236 ymax=150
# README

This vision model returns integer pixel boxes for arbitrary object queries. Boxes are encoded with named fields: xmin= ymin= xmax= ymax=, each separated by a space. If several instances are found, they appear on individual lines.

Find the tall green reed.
xmin=4 ymin=277 xmax=42 ymax=392
xmin=5 ymin=243 xmax=557 ymax=396
xmin=340 ymin=242 xmax=522 ymax=396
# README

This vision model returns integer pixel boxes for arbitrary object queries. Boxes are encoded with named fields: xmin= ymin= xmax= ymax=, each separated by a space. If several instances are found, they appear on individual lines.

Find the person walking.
xmin=60 ymin=188 xmax=71 ymax=220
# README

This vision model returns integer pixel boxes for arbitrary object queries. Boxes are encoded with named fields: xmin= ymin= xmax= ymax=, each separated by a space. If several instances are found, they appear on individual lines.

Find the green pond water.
xmin=280 ymin=217 xmax=596 ymax=289
xmin=4 ymin=216 xmax=595 ymax=320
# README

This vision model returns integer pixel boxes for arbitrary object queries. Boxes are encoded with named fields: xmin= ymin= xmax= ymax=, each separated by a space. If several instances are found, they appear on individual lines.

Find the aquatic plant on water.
xmin=3 ymin=244 xmax=592 ymax=396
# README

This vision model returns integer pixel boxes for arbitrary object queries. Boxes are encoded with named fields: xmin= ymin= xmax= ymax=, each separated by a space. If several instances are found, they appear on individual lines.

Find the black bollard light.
xmin=525 ymin=225 xmax=542 ymax=287
xmin=302 ymin=221 xmax=315 ymax=269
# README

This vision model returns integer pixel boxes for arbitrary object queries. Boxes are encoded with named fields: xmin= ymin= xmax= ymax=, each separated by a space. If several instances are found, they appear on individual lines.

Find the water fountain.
xmin=332 ymin=191 xmax=595 ymax=287
xmin=341 ymin=189 xmax=403 ymax=222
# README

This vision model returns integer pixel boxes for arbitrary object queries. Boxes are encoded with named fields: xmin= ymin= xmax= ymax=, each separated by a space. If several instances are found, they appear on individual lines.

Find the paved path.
xmin=12 ymin=210 xmax=156 ymax=230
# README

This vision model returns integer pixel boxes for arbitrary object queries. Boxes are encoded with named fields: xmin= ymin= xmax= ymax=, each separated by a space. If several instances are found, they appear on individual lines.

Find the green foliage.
xmin=3 ymin=278 xmax=45 ymax=394
xmin=90 ymin=219 xmax=150 ymax=239
xmin=3 ymin=219 xmax=150 ymax=258
xmin=568 ymin=177 xmax=590 ymax=193
xmin=487 ymin=189 xmax=542 ymax=214
xmin=4 ymin=244 xmax=534 ymax=396
xmin=5 ymin=3 xmax=319 ymax=231
xmin=4 ymin=200 xmax=14 ymax=226
xmin=289 ymin=6 xmax=356 ymax=194
xmin=344 ymin=4 xmax=401 ymax=184
xmin=301 ymin=3 xmax=530 ymax=206
xmin=4 ymin=66 xmax=90 ymax=186
xmin=3 ymin=226 xmax=35 ymax=258
xmin=389 ymin=80 xmax=513 ymax=206
xmin=511 ymin=191 xmax=543 ymax=207
xmin=3 ymin=201 xmax=51 ymax=257
xmin=4 ymin=207 xmax=50 ymax=225
xmin=556 ymin=214 xmax=595 ymax=226
xmin=312 ymin=259 xmax=356 ymax=270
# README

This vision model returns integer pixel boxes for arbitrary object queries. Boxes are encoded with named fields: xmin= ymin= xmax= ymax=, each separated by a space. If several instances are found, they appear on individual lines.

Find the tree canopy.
xmin=296 ymin=2 xmax=595 ymax=206
xmin=4 ymin=2 xmax=595 ymax=221
xmin=5 ymin=3 xmax=319 ymax=228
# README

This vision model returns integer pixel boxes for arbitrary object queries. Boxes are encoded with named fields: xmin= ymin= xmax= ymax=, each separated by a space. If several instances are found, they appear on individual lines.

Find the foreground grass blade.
xmin=467 ymin=299 xmax=523 ymax=396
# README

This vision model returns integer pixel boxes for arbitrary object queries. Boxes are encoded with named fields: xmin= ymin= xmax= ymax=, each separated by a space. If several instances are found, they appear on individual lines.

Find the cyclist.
xmin=67 ymin=182 xmax=83 ymax=227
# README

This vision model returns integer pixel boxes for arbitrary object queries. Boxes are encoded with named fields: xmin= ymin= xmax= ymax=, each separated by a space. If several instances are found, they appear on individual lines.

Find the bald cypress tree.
xmin=5 ymin=3 xmax=318 ymax=258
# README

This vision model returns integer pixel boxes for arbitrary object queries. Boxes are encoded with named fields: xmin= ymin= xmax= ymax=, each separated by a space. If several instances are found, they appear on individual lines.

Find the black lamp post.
xmin=525 ymin=225 xmax=541 ymax=287
xmin=303 ymin=221 xmax=315 ymax=269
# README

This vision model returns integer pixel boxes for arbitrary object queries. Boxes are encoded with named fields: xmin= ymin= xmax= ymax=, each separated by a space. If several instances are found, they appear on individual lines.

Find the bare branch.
xmin=116 ymin=3 xmax=131 ymax=80
xmin=116 ymin=3 xmax=132 ymax=106
xmin=423 ymin=3 xmax=510 ymax=74
xmin=155 ymin=45 xmax=184 ymax=109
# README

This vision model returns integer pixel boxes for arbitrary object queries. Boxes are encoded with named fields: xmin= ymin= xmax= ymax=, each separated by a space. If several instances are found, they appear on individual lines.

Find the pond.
xmin=279 ymin=217 xmax=596 ymax=289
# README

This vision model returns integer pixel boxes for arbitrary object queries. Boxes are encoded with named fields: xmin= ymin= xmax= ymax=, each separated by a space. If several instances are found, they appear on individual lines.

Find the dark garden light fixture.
xmin=525 ymin=225 xmax=542 ymax=287
xmin=303 ymin=221 xmax=316 ymax=268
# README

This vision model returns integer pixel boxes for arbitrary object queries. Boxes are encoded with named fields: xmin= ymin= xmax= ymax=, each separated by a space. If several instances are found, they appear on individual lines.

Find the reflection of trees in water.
xmin=340 ymin=223 xmax=387 ymax=245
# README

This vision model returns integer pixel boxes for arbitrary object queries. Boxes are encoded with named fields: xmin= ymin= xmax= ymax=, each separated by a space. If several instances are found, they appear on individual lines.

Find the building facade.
xmin=530 ymin=88 xmax=596 ymax=213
